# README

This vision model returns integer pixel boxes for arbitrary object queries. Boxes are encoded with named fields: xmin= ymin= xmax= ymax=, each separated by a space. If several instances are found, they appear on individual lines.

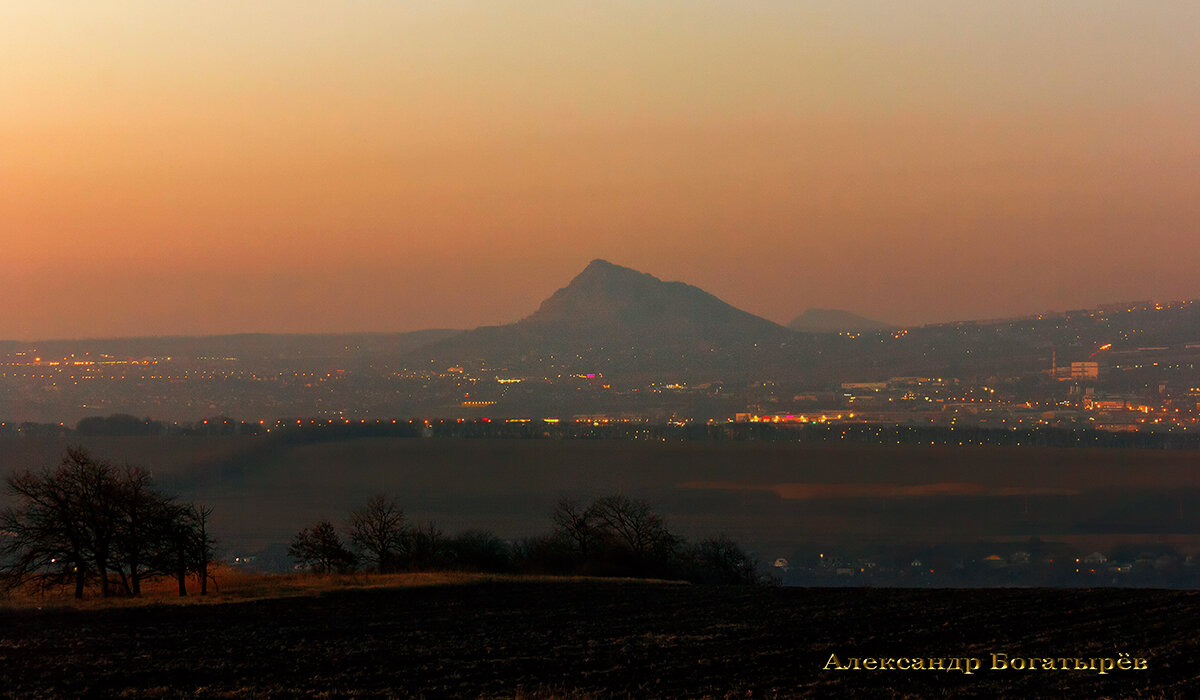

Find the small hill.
xmin=788 ymin=308 xmax=892 ymax=333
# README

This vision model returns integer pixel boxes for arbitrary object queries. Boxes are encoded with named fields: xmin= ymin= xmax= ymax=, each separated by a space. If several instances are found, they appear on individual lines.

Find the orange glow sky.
xmin=3 ymin=2 xmax=1198 ymax=340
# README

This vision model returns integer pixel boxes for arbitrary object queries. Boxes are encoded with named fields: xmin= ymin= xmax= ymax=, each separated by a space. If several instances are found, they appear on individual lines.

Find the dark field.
xmin=2 ymin=580 xmax=1198 ymax=698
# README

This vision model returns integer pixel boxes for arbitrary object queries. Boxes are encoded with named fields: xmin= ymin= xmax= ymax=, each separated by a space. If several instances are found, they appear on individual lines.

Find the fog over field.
xmin=4 ymin=436 xmax=1198 ymax=566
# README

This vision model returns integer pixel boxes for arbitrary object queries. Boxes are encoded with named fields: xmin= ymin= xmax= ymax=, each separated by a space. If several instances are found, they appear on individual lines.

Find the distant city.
xmin=2 ymin=297 xmax=1198 ymax=442
xmin=0 ymin=261 xmax=1196 ymax=438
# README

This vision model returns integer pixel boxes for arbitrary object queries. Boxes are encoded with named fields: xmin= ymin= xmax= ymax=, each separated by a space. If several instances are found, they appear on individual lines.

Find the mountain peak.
xmin=569 ymin=259 xmax=654 ymax=287
xmin=521 ymin=260 xmax=787 ymax=339
xmin=527 ymin=261 xmax=690 ymax=325
xmin=788 ymin=308 xmax=892 ymax=333
xmin=411 ymin=260 xmax=796 ymax=375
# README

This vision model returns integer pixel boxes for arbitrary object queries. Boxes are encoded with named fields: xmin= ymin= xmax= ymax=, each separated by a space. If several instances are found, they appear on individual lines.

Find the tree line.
xmin=0 ymin=448 xmax=214 ymax=599
xmin=10 ymin=412 xmax=1200 ymax=449
xmin=291 ymin=494 xmax=762 ymax=585
xmin=2 ymin=450 xmax=762 ymax=599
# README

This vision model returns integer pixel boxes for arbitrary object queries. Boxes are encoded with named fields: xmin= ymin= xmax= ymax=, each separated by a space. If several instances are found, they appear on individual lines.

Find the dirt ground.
xmin=2 ymin=580 xmax=1196 ymax=698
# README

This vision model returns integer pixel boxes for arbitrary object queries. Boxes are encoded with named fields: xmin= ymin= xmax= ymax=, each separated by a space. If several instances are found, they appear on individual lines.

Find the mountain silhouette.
xmin=788 ymin=308 xmax=892 ymax=333
xmin=525 ymin=259 xmax=789 ymax=341
xmin=411 ymin=259 xmax=798 ymax=375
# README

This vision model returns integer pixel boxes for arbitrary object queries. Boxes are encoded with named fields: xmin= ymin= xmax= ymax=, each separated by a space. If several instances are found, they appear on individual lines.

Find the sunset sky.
xmin=3 ymin=2 xmax=1198 ymax=340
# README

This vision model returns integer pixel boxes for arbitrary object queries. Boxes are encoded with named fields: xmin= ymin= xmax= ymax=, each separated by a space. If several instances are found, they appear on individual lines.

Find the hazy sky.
xmin=3 ymin=2 xmax=1198 ymax=339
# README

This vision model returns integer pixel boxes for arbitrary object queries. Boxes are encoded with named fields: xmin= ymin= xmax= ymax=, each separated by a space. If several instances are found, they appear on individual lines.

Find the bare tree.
xmin=349 ymin=495 xmax=407 ymax=574
xmin=687 ymin=536 xmax=761 ymax=585
xmin=289 ymin=520 xmax=356 ymax=574
xmin=1 ymin=464 xmax=89 ymax=598
xmin=1 ymin=448 xmax=214 ymax=599
xmin=1 ymin=448 xmax=125 ymax=597
xmin=551 ymin=497 xmax=601 ymax=560
xmin=546 ymin=494 xmax=682 ymax=577
xmin=165 ymin=502 xmax=195 ymax=596
xmin=191 ymin=504 xmax=216 ymax=594
xmin=589 ymin=494 xmax=678 ymax=558
xmin=156 ymin=503 xmax=218 ymax=596
xmin=112 ymin=463 xmax=171 ymax=596
xmin=406 ymin=521 xmax=445 ymax=570
xmin=446 ymin=529 xmax=511 ymax=572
